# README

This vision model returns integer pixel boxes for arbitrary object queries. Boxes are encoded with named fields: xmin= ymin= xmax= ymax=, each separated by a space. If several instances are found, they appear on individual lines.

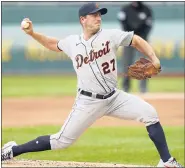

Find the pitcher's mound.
xmin=2 ymin=159 xmax=152 ymax=167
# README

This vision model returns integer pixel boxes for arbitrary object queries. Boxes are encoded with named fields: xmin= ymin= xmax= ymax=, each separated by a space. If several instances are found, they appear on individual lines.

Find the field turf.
xmin=2 ymin=75 xmax=184 ymax=97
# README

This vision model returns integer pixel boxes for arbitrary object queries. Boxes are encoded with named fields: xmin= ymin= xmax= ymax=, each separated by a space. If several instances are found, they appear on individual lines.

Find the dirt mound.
xmin=2 ymin=159 xmax=151 ymax=167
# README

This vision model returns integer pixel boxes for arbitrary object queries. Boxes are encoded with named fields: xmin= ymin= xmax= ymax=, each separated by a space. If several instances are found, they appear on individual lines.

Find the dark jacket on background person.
xmin=117 ymin=2 xmax=153 ymax=40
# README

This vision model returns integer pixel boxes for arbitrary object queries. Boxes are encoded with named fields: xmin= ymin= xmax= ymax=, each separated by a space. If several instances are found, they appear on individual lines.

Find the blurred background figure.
xmin=117 ymin=1 xmax=153 ymax=93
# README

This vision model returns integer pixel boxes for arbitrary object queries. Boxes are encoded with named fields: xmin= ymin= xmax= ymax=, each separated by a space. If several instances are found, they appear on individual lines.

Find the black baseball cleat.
xmin=1 ymin=141 xmax=17 ymax=161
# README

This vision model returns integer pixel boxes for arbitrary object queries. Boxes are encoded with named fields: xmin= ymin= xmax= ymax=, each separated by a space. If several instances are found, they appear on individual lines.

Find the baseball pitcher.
xmin=2 ymin=3 xmax=182 ymax=167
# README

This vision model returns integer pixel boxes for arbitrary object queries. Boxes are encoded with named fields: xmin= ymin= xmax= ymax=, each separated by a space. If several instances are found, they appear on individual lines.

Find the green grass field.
xmin=2 ymin=75 xmax=184 ymax=97
xmin=2 ymin=126 xmax=184 ymax=166
xmin=2 ymin=75 xmax=184 ymax=166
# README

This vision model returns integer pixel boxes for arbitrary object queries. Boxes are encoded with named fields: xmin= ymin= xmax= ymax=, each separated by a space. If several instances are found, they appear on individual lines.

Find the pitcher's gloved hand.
xmin=127 ymin=58 xmax=161 ymax=80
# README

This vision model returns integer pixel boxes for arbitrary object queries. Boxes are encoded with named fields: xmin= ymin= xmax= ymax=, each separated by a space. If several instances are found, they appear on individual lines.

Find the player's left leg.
xmin=105 ymin=89 xmax=182 ymax=167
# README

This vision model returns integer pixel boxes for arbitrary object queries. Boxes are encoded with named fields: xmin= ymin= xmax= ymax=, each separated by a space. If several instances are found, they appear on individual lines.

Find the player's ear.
xmin=79 ymin=16 xmax=83 ymax=25
xmin=80 ymin=16 xmax=86 ymax=24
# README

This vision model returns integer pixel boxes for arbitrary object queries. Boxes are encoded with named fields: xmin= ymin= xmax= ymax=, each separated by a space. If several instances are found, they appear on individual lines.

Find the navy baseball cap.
xmin=79 ymin=2 xmax=108 ymax=17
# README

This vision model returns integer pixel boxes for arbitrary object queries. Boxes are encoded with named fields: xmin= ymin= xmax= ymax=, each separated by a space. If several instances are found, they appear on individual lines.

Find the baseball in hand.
xmin=21 ymin=20 xmax=30 ymax=29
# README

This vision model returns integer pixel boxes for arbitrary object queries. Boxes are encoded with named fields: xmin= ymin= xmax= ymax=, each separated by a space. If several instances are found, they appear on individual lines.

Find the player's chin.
xmin=96 ymin=23 xmax=101 ymax=28
xmin=93 ymin=26 xmax=101 ymax=33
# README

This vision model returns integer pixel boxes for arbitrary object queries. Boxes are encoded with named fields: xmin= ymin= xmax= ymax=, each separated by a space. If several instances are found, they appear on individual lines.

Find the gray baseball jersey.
xmin=57 ymin=29 xmax=133 ymax=94
xmin=50 ymin=29 xmax=159 ymax=150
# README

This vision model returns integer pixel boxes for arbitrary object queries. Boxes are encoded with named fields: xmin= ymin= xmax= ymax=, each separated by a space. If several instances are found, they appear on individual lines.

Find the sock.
xmin=12 ymin=135 xmax=51 ymax=157
xmin=146 ymin=122 xmax=171 ymax=162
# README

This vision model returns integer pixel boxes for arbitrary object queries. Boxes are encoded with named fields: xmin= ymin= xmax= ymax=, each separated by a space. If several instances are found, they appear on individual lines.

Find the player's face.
xmin=81 ymin=12 xmax=102 ymax=34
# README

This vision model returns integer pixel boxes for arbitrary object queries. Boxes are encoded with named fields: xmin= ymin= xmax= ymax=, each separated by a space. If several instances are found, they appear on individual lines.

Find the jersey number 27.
xmin=101 ymin=59 xmax=115 ymax=75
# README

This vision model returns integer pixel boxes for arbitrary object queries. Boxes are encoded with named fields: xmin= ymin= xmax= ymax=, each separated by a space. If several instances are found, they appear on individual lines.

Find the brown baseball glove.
xmin=127 ymin=58 xmax=161 ymax=80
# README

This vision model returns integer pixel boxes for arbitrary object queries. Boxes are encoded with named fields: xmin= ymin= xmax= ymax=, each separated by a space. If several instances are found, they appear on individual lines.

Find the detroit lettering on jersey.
xmin=75 ymin=41 xmax=110 ymax=69
xmin=57 ymin=29 xmax=133 ymax=94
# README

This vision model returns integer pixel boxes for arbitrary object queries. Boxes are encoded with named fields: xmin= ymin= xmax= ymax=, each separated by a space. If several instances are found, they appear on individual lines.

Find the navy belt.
xmin=79 ymin=89 xmax=116 ymax=99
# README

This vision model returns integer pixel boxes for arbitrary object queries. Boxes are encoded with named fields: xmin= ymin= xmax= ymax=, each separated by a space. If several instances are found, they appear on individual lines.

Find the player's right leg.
xmin=2 ymin=92 xmax=106 ymax=161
